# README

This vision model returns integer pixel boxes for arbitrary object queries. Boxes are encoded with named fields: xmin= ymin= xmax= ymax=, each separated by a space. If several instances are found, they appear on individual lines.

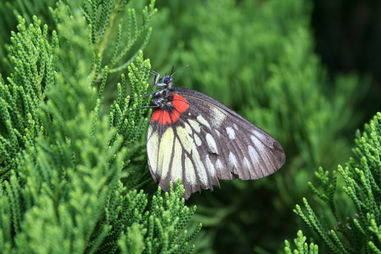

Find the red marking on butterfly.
xmin=151 ymin=93 xmax=189 ymax=125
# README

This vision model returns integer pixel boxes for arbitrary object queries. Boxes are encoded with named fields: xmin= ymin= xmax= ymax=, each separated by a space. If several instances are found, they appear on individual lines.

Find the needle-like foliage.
xmin=290 ymin=112 xmax=381 ymax=253
xmin=284 ymin=231 xmax=319 ymax=254
xmin=0 ymin=1 xmax=200 ymax=253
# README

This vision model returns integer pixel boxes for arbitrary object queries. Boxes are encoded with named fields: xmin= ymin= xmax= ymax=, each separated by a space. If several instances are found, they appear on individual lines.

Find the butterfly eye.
xmin=162 ymin=76 xmax=172 ymax=84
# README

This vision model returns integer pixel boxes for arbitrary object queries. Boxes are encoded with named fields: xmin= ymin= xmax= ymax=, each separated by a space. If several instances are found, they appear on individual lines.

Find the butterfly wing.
xmin=147 ymin=87 xmax=285 ymax=198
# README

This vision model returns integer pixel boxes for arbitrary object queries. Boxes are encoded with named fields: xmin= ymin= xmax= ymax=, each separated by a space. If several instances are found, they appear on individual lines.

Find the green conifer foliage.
xmin=0 ymin=1 xmax=200 ymax=253
xmin=292 ymin=112 xmax=381 ymax=253
xmin=0 ymin=16 xmax=58 ymax=177
xmin=284 ymin=231 xmax=318 ymax=254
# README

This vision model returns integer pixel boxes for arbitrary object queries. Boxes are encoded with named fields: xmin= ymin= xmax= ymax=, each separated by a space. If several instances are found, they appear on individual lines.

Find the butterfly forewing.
xmin=147 ymin=87 xmax=285 ymax=198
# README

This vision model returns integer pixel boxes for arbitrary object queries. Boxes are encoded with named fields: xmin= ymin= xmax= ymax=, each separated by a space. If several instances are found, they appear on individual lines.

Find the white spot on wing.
xmin=233 ymin=123 xmax=238 ymax=130
xmin=226 ymin=127 xmax=236 ymax=140
xmin=252 ymin=131 xmax=272 ymax=147
xmin=216 ymin=159 xmax=223 ymax=169
xmin=243 ymin=156 xmax=252 ymax=178
xmin=170 ymin=138 xmax=183 ymax=181
xmin=248 ymin=145 xmax=258 ymax=162
xmin=188 ymin=119 xmax=201 ymax=133
xmin=248 ymin=145 xmax=264 ymax=177
xmin=215 ymin=129 xmax=221 ymax=137
xmin=215 ymin=159 xmax=225 ymax=178
xmin=194 ymin=133 xmax=202 ymax=146
xmin=197 ymin=115 xmax=211 ymax=129
xmin=184 ymin=121 xmax=192 ymax=135
xmin=191 ymin=147 xmax=208 ymax=186
xmin=176 ymin=126 xmax=192 ymax=153
xmin=228 ymin=152 xmax=238 ymax=168
xmin=206 ymin=133 xmax=218 ymax=154
xmin=185 ymin=156 xmax=196 ymax=186
xmin=212 ymin=107 xmax=226 ymax=127
xmin=251 ymin=134 xmax=262 ymax=145
xmin=205 ymin=155 xmax=216 ymax=177
xmin=251 ymin=134 xmax=276 ymax=170
xmin=251 ymin=135 xmax=266 ymax=153
xmin=158 ymin=128 xmax=174 ymax=178
xmin=243 ymin=157 xmax=251 ymax=169
xmin=147 ymin=131 xmax=159 ymax=174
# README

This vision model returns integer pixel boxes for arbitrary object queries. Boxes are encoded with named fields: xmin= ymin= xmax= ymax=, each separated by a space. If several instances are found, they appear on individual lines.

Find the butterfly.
xmin=146 ymin=72 xmax=286 ymax=198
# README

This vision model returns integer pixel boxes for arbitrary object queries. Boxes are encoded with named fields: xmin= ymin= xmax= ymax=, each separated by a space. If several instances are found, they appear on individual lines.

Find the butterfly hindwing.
xmin=147 ymin=87 xmax=285 ymax=198
xmin=147 ymin=119 xmax=219 ymax=197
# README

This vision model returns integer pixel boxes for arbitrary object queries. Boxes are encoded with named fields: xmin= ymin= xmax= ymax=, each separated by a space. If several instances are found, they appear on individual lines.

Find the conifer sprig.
xmin=109 ymin=50 xmax=152 ymax=145
xmin=0 ymin=15 xmax=58 ymax=177
xmin=81 ymin=0 xmax=156 ymax=76
xmin=292 ymin=113 xmax=381 ymax=253
xmin=284 ymin=231 xmax=319 ymax=254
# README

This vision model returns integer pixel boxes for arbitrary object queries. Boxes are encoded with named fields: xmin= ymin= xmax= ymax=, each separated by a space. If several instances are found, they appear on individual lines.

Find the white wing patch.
xmin=248 ymin=145 xmax=263 ymax=178
xmin=158 ymin=128 xmax=174 ymax=178
xmin=183 ymin=121 xmax=191 ymax=133
xmin=191 ymin=144 xmax=208 ymax=186
xmin=212 ymin=107 xmax=226 ymax=127
xmin=171 ymin=138 xmax=183 ymax=181
xmin=205 ymin=133 xmax=218 ymax=154
xmin=194 ymin=133 xmax=202 ymax=146
xmin=228 ymin=152 xmax=238 ymax=169
xmin=185 ymin=156 xmax=197 ymax=186
xmin=188 ymin=119 xmax=201 ymax=133
xmin=252 ymin=129 xmax=266 ymax=140
xmin=226 ymin=126 xmax=236 ymax=140
xmin=243 ymin=157 xmax=251 ymax=169
xmin=250 ymin=135 xmax=263 ymax=149
xmin=147 ymin=129 xmax=159 ymax=178
xmin=176 ymin=126 xmax=192 ymax=153
xmin=205 ymin=155 xmax=216 ymax=177
xmin=216 ymin=159 xmax=223 ymax=170
xmin=197 ymin=115 xmax=211 ymax=129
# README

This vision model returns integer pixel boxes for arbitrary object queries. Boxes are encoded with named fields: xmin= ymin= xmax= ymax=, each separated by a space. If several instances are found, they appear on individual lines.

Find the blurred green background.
xmin=0 ymin=0 xmax=380 ymax=253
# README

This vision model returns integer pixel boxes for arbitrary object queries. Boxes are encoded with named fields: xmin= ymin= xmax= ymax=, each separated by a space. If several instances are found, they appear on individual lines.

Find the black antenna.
xmin=170 ymin=65 xmax=176 ymax=76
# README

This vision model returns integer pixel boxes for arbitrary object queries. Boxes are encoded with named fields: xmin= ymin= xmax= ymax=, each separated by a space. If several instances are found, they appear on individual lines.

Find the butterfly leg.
xmin=150 ymin=70 xmax=161 ymax=85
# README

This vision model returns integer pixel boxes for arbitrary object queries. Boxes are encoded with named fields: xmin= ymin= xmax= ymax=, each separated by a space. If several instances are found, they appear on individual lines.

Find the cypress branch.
xmin=0 ymin=15 xmax=57 ymax=177
xmin=284 ymin=230 xmax=318 ymax=254
xmin=0 ymin=1 xmax=200 ymax=253
xmin=289 ymin=113 xmax=381 ymax=253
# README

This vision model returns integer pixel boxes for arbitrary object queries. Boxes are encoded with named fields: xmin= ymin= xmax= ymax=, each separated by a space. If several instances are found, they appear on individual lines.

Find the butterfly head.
xmin=162 ymin=75 xmax=173 ymax=85
xmin=152 ymin=73 xmax=174 ymax=89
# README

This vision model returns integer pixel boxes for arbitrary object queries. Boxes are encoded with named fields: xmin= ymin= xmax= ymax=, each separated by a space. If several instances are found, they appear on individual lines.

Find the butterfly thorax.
xmin=150 ymin=75 xmax=190 ymax=125
xmin=151 ymin=75 xmax=174 ymax=109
